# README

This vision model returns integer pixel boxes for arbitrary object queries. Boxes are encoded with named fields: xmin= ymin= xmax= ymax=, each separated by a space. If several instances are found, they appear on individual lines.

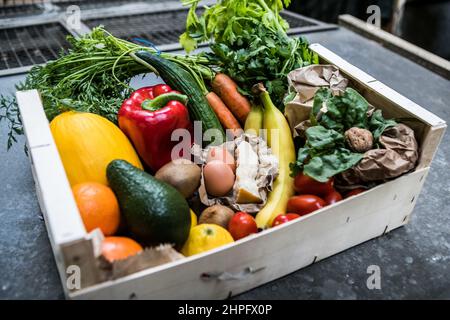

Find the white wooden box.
xmin=16 ymin=44 xmax=446 ymax=299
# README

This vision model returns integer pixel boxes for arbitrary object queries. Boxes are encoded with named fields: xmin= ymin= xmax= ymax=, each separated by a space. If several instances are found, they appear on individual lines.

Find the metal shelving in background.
xmin=0 ymin=0 xmax=337 ymax=76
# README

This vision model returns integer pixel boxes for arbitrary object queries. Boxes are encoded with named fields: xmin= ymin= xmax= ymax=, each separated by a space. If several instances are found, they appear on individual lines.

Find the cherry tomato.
xmin=287 ymin=195 xmax=326 ymax=216
xmin=345 ymin=188 xmax=365 ymax=198
xmin=324 ymin=189 xmax=343 ymax=205
xmin=272 ymin=213 xmax=301 ymax=227
xmin=294 ymin=172 xmax=334 ymax=196
xmin=228 ymin=212 xmax=258 ymax=240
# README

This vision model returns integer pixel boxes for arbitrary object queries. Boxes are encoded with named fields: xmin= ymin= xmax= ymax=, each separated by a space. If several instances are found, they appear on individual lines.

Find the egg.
xmin=203 ymin=160 xmax=235 ymax=197
xmin=206 ymin=147 xmax=236 ymax=172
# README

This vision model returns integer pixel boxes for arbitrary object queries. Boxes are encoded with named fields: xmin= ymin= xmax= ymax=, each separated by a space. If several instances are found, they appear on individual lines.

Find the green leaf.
xmin=340 ymin=88 xmax=369 ymax=129
xmin=179 ymin=0 xmax=318 ymax=108
xmin=369 ymin=109 xmax=397 ymax=140
xmin=289 ymin=147 xmax=310 ymax=177
xmin=303 ymin=148 xmax=363 ymax=182
xmin=305 ymin=126 xmax=344 ymax=152
xmin=311 ymin=88 xmax=369 ymax=132
xmin=179 ymin=32 xmax=197 ymax=53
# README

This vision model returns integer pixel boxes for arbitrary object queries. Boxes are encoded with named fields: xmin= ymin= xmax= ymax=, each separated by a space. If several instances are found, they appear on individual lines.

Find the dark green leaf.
xmin=311 ymin=88 xmax=369 ymax=132
xmin=303 ymin=148 xmax=363 ymax=182
xmin=369 ymin=109 xmax=397 ymax=140
xmin=305 ymin=126 xmax=344 ymax=152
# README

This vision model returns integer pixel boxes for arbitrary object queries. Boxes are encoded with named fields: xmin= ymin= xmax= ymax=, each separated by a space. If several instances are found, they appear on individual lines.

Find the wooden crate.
xmin=16 ymin=44 xmax=446 ymax=299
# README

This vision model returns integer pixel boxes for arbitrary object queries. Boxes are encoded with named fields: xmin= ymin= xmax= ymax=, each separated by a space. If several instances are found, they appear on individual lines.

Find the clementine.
xmin=102 ymin=236 xmax=143 ymax=262
xmin=72 ymin=182 xmax=120 ymax=236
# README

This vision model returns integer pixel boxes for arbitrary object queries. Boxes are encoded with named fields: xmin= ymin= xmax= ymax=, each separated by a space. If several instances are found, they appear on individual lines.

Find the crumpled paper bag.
xmin=98 ymin=244 xmax=185 ymax=280
xmin=339 ymin=123 xmax=419 ymax=185
xmin=192 ymin=133 xmax=279 ymax=213
xmin=285 ymin=65 xmax=348 ymax=136
xmin=89 ymin=230 xmax=184 ymax=281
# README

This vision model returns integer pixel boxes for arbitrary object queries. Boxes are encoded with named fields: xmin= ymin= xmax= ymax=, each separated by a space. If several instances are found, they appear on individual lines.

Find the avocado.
xmin=107 ymin=159 xmax=191 ymax=249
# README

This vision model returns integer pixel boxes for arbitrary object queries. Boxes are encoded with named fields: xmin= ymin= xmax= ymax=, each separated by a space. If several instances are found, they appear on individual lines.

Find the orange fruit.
xmin=101 ymin=236 xmax=143 ymax=262
xmin=72 ymin=182 xmax=120 ymax=236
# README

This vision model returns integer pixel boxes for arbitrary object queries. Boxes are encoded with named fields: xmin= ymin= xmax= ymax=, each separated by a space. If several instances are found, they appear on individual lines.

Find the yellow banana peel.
xmin=244 ymin=104 xmax=264 ymax=136
xmin=254 ymin=84 xmax=296 ymax=229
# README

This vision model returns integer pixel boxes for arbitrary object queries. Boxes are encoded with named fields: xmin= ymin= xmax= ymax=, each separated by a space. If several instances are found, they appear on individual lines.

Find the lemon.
xmin=181 ymin=224 xmax=234 ymax=257
xmin=190 ymin=209 xmax=197 ymax=229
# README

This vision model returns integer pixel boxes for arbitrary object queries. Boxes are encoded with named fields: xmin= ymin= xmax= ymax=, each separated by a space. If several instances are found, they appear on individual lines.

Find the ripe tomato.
xmin=272 ymin=213 xmax=301 ymax=227
xmin=324 ymin=189 xmax=343 ymax=205
xmin=287 ymin=195 xmax=326 ymax=216
xmin=228 ymin=212 xmax=258 ymax=240
xmin=294 ymin=172 xmax=334 ymax=196
xmin=345 ymin=188 xmax=365 ymax=198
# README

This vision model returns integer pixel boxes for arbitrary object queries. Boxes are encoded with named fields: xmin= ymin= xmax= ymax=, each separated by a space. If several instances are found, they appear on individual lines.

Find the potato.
xmin=155 ymin=159 xmax=201 ymax=198
xmin=199 ymin=205 xmax=235 ymax=228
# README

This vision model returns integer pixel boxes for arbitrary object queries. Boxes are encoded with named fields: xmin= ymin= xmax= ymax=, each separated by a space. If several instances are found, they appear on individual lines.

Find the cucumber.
xmin=134 ymin=51 xmax=225 ymax=144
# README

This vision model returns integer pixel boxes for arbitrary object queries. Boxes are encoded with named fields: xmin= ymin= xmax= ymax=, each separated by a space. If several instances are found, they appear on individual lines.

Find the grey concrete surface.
xmin=0 ymin=27 xmax=449 ymax=299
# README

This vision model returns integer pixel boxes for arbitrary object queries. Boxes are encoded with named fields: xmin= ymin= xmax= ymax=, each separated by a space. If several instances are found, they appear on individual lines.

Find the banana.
xmin=244 ymin=104 xmax=264 ymax=136
xmin=254 ymin=84 xmax=296 ymax=229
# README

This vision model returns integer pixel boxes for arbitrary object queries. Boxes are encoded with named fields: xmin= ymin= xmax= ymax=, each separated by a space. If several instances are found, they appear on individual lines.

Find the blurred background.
xmin=0 ymin=0 xmax=449 ymax=76
xmin=291 ymin=0 xmax=450 ymax=60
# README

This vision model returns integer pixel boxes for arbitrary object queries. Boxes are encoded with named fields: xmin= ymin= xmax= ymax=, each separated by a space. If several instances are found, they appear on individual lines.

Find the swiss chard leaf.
xmin=289 ymin=147 xmax=311 ymax=177
xmin=340 ymin=88 xmax=369 ymax=129
xmin=369 ymin=109 xmax=397 ymax=140
xmin=289 ymin=125 xmax=362 ymax=182
xmin=305 ymin=126 xmax=344 ymax=152
xmin=311 ymin=88 xmax=369 ymax=132
xmin=303 ymin=148 xmax=364 ymax=183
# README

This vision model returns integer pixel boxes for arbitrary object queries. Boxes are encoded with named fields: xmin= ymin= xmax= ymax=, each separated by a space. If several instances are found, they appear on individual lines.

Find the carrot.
xmin=206 ymin=92 xmax=242 ymax=136
xmin=211 ymin=73 xmax=251 ymax=124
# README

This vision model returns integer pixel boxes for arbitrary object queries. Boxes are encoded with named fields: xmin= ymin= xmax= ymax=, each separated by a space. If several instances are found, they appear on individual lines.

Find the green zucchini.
xmin=133 ymin=51 xmax=225 ymax=144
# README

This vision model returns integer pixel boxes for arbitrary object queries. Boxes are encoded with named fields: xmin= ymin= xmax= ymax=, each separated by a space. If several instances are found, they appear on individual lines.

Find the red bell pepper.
xmin=118 ymin=84 xmax=192 ymax=172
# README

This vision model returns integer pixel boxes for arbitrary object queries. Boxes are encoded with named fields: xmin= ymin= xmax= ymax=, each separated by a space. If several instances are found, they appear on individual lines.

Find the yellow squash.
xmin=255 ymin=85 xmax=296 ymax=229
xmin=50 ymin=111 xmax=143 ymax=186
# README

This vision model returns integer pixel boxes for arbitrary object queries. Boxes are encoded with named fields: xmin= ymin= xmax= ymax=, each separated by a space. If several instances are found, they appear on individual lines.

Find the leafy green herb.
xmin=180 ymin=0 xmax=319 ymax=108
xmin=0 ymin=27 xmax=215 ymax=150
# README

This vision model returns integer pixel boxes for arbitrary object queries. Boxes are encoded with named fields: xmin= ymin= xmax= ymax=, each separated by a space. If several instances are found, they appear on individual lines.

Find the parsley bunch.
xmin=180 ymin=0 xmax=319 ymax=108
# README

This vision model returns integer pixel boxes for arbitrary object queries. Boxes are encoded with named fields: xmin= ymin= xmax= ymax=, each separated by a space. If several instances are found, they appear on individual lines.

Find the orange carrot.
xmin=211 ymin=73 xmax=251 ymax=124
xmin=206 ymin=92 xmax=242 ymax=136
